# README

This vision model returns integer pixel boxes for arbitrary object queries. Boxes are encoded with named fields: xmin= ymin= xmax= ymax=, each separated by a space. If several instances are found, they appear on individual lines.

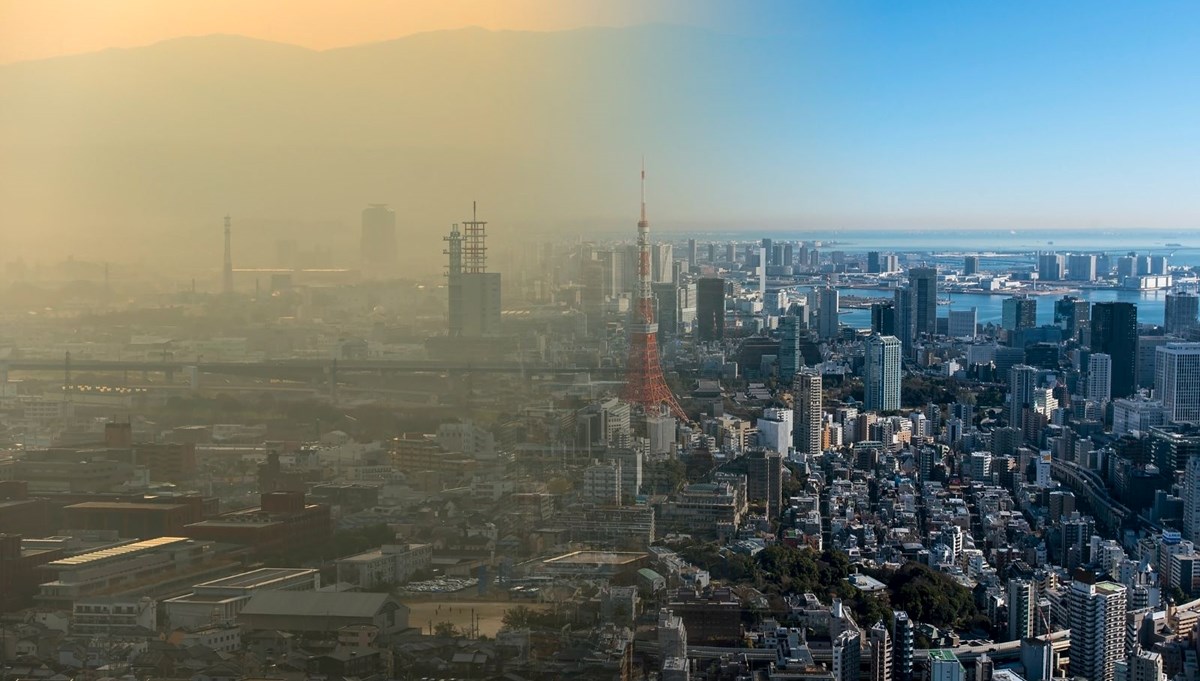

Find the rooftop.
xmin=240 ymin=591 xmax=405 ymax=619
xmin=544 ymin=550 xmax=647 ymax=566
xmin=45 ymin=536 xmax=191 ymax=568
xmin=195 ymin=567 xmax=317 ymax=590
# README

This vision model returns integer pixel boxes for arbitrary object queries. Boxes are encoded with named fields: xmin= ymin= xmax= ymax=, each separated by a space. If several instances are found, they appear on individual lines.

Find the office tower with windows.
xmin=1088 ymin=353 xmax=1113 ymax=403
xmin=963 ymin=255 xmax=979 ymax=276
xmin=1038 ymin=252 xmax=1065 ymax=281
xmin=1055 ymin=295 xmax=1090 ymax=341
xmin=1157 ymin=343 xmax=1200 ymax=423
xmin=872 ymin=301 xmax=897 ymax=336
xmin=868 ymin=251 xmax=882 ymax=274
xmin=696 ymin=277 xmax=726 ymax=341
xmin=891 ymin=611 xmax=914 ymax=681
xmin=948 ymin=308 xmax=977 ymax=338
xmin=1092 ymin=302 xmax=1139 ymax=398
xmin=864 ymin=335 xmax=902 ymax=412
xmin=1003 ymin=296 xmax=1037 ymax=332
xmin=1166 ymin=292 xmax=1200 ymax=335
xmin=909 ymin=267 xmax=938 ymax=340
xmin=1068 ymin=253 xmax=1097 ymax=281
xmin=361 ymin=203 xmax=398 ymax=277
xmin=779 ymin=315 xmax=804 ymax=383
xmin=1009 ymin=364 xmax=1037 ymax=427
xmin=817 ymin=287 xmax=840 ymax=339
xmin=1067 ymin=577 xmax=1127 ymax=681
xmin=793 ymin=369 xmax=823 ymax=457
xmin=1008 ymin=578 xmax=1036 ymax=641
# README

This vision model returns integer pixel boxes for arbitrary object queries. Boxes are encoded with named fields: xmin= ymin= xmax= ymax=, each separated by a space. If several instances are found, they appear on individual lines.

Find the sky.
xmin=1 ymin=0 xmax=1198 ymax=272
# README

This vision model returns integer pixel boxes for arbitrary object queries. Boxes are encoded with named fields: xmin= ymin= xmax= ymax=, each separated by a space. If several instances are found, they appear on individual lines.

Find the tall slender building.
xmin=1088 ymin=353 xmax=1113 ymax=403
xmin=1166 ymin=292 xmax=1200 ymax=335
xmin=696 ymin=278 xmax=726 ymax=341
xmin=1003 ymin=295 xmax=1037 ymax=332
xmin=361 ymin=203 xmax=398 ymax=277
xmin=1055 ymin=295 xmax=1090 ymax=341
xmin=1092 ymin=302 xmax=1139 ymax=398
xmin=817 ymin=287 xmax=840 ymax=339
xmin=1067 ymin=576 xmax=1127 ymax=681
xmin=869 ymin=621 xmax=892 ymax=681
xmin=793 ymin=369 xmax=823 ymax=456
xmin=222 ymin=214 xmax=234 ymax=295
xmin=909 ymin=267 xmax=938 ymax=341
xmin=778 ymin=314 xmax=804 ymax=383
xmin=1009 ymin=364 xmax=1038 ymax=427
xmin=1007 ymin=578 xmax=1035 ymax=641
xmin=447 ymin=204 xmax=501 ymax=337
xmin=1156 ymin=342 xmax=1200 ymax=423
xmin=622 ymin=164 xmax=686 ymax=420
xmin=872 ymin=301 xmax=897 ymax=336
xmin=891 ymin=610 xmax=914 ymax=681
xmin=864 ymin=335 xmax=902 ymax=412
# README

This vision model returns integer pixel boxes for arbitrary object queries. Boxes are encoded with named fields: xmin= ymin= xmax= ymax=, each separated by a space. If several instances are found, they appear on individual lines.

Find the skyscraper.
xmin=1007 ymin=578 xmax=1036 ymax=641
xmin=447 ymin=205 xmax=502 ymax=337
xmin=1067 ymin=576 xmax=1127 ymax=681
xmin=696 ymin=278 xmax=726 ymax=341
xmin=872 ymin=301 xmax=897 ymax=336
xmin=947 ymin=308 xmax=977 ymax=338
xmin=908 ymin=267 xmax=938 ymax=340
xmin=793 ymin=369 xmax=823 ymax=457
xmin=1092 ymin=302 xmax=1138 ymax=398
xmin=651 ymin=243 xmax=673 ymax=283
xmin=963 ymin=255 xmax=979 ymax=276
xmin=869 ymin=621 xmax=892 ymax=681
xmin=1037 ymin=252 xmax=1065 ymax=281
xmin=1088 ymin=353 xmax=1113 ymax=403
xmin=1055 ymin=295 xmax=1089 ymax=341
xmin=1009 ymin=364 xmax=1037 ymax=427
xmin=778 ymin=314 xmax=804 ymax=383
xmin=1156 ymin=342 xmax=1200 ymax=423
xmin=1002 ymin=296 xmax=1037 ymax=332
xmin=1068 ymin=253 xmax=1097 ymax=281
xmin=360 ymin=203 xmax=398 ymax=277
xmin=864 ymin=335 xmax=902 ymax=412
xmin=867 ymin=251 xmax=882 ymax=274
xmin=1165 ymin=292 xmax=1200 ymax=335
xmin=686 ymin=239 xmax=697 ymax=268
xmin=891 ymin=610 xmax=914 ymax=681
xmin=817 ymin=287 xmax=840 ymax=339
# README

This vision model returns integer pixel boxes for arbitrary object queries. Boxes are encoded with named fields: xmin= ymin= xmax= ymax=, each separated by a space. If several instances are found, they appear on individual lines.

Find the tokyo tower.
xmin=622 ymin=163 xmax=687 ymax=420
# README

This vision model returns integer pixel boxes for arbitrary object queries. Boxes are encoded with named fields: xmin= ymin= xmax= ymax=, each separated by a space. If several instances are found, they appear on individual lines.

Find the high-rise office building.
xmin=1002 ymin=296 xmax=1037 ymax=332
xmin=746 ymin=450 xmax=783 ymax=518
xmin=651 ymin=243 xmax=673 ymax=283
xmin=872 ymin=301 xmax=897 ymax=336
xmin=1007 ymin=578 xmax=1036 ymax=641
xmin=445 ymin=210 xmax=502 ymax=337
xmin=1092 ymin=302 xmax=1139 ymax=398
xmin=867 ymin=251 xmax=882 ymax=274
xmin=948 ymin=308 xmax=977 ymax=338
xmin=696 ymin=278 xmax=726 ymax=341
xmin=1156 ymin=343 xmax=1200 ymax=423
xmin=908 ymin=267 xmax=938 ymax=340
xmin=686 ymin=239 xmax=698 ymax=268
xmin=1055 ymin=295 xmax=1090 ymax=341
xmin=1068 ymin=253 xmax=1097 ymax=281
xmin=817 ymin=287 xmax=840 ymax=339
xmin=1165 ymin=292 xmax=1200 ymax=335
xmin=1038 ymin=253 xmax=1065 ymax=281
xmin=1184 ymin=452 xmax=1200 ymax=543
xmin=1009 ymin=364 xmax=1038 ymax=427
xmin=869 ymin=621 xmax=892 ymax=681
xmin=361 ymin=204 xmax=398 ymax=277
xmin=793 ymin=369 xmax=823 ymax=457
xmin=963 ymin=255 xmax=979 ymax=276
xmin=891 ymin=611 xmax=914 ymax=681
xmin=864 ymin=335 xmax=902 ymax=412
xmin=1067 ymin=576 xmax=1127 ymax=681
xmin=1088 ymin=353 xmax=1113 ymax=403
xmin=778 ymin=315 xmax=804 ymax=383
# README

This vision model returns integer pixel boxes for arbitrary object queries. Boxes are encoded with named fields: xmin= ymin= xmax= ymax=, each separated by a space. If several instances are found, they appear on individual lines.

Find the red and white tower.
xmin=622 ymin=163 xmax=687 ymax=420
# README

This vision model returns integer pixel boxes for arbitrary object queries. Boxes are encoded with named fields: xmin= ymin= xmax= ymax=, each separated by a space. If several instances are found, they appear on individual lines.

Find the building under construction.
xmin=444 ymin=204 xmax=502 ymax=338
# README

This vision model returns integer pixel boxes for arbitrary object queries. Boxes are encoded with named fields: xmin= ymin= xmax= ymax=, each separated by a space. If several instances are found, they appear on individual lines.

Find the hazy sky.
xmin=0 ymin=0 xmax=745 ymax=64
xmin=1 ymin=0 xmax=1198 ymax=273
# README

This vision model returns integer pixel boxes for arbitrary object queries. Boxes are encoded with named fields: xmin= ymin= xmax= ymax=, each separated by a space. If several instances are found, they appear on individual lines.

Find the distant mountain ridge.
xmin=0 ymin=26 xmax=813 ymax=275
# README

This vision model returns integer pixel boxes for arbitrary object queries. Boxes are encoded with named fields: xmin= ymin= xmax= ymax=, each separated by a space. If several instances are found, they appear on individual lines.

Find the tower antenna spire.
xmin=640 ymin=156 xmax=646 ymax=224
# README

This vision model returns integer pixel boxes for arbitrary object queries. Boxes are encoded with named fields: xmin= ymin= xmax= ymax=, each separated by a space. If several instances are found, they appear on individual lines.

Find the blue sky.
xmin=664 ymin=1 xmax=1200 ymax=230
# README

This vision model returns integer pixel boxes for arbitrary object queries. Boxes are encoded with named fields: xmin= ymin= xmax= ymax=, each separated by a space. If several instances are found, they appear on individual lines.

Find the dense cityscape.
xmin=1 ymin=185 xmax=1199 ymax=681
